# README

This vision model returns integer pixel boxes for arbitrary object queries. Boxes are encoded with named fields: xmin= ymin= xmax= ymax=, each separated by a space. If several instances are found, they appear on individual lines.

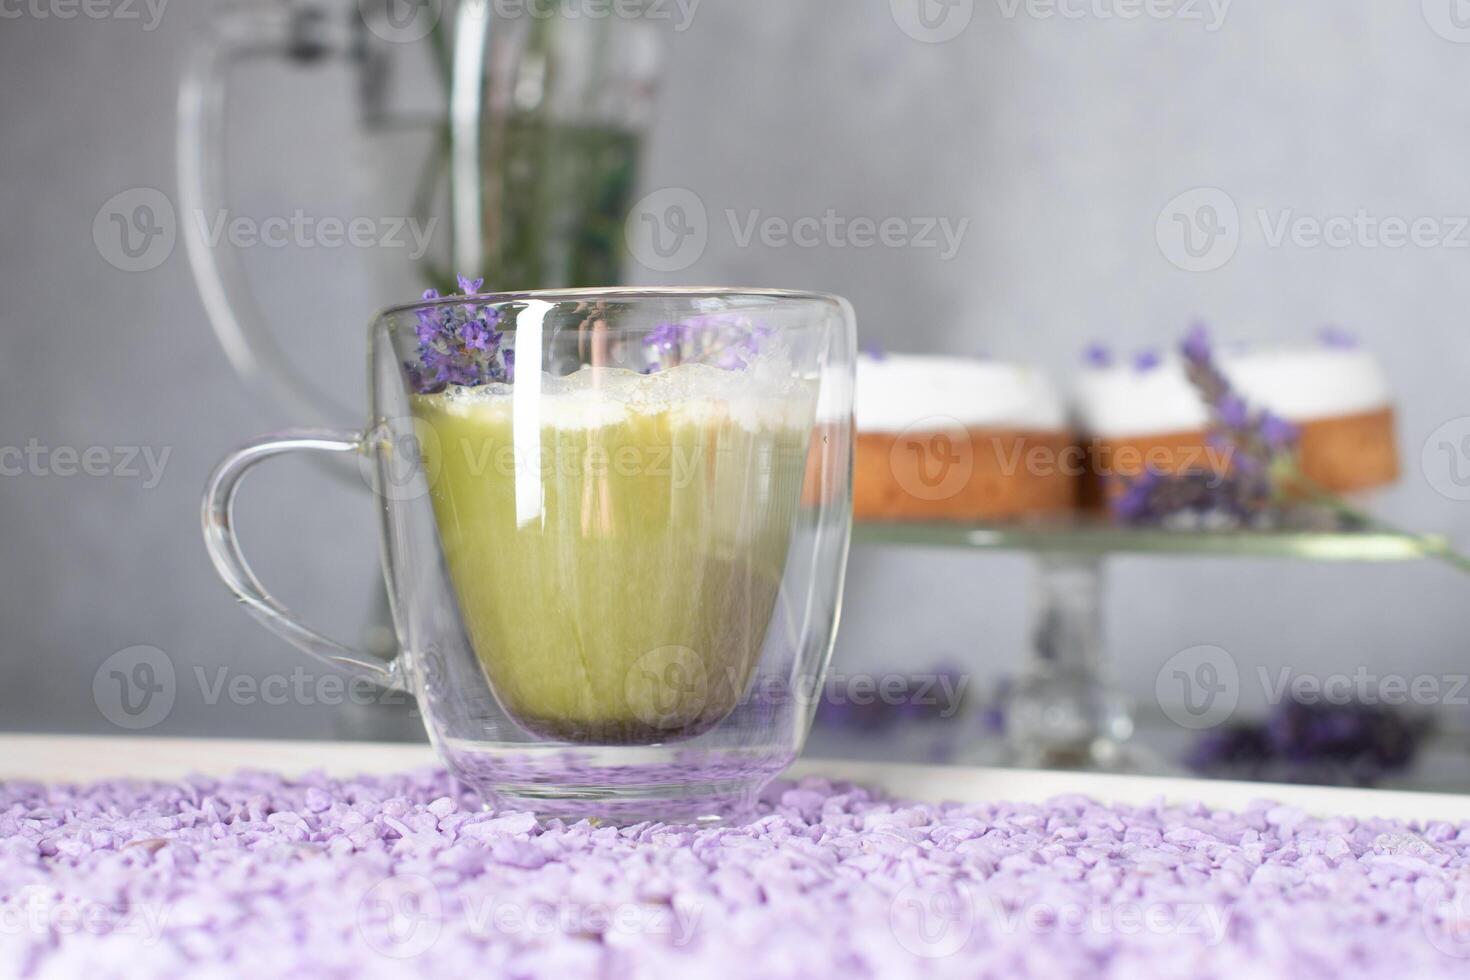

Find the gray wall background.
xmin=4 ymin=0 xmax=1470 ymax=739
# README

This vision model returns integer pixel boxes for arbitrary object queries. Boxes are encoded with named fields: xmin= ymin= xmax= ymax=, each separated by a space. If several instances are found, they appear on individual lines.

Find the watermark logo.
xmin=1156 ymin=187 xmax=1240 ymax=273
xmin=889 ymin=880 xmax=975 ymax=958
xmin=625 ymin=187 xmax=709 ymax=273
xmin=1422 ymin=884 xmax=1470 ymax=958
xmin=1156 ymin=644 xmax=1238 ymax=729
xmin=890 ymin=0 xmax=974 ymax=43
xmin=360 ymin=0 xmax=443 ymax=44
xmin=358 ymin=874 xmax=443 ymax=959
xmin=1422 ymin=0 xmax=1470 ymax=43
xmin=94 ymin=188 xmax=175 ymax=273
xmin=1159 ymin=654 xmax=1470 ymax=729
xmin=1422 ymin=416 xmax=1470 ymax=501
xmin=1159 ymin=191 xmax=1470 ymax=270
xmin=94 ymin=188 xmax=438 ymax=272
xmin=889 ymin=417 xmax=975 ymax=503
xmin=93 ymin=645 xmax=176 ymax=730
xmin=362 ymin=415 xmax=442 ymax=502
xmin=625 ymin=645 xmax=708 ymax=729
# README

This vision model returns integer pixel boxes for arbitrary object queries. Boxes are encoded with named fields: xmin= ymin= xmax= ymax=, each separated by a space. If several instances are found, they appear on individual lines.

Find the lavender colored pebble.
xmin=2 ymin=769 xmax=1470 ymax=978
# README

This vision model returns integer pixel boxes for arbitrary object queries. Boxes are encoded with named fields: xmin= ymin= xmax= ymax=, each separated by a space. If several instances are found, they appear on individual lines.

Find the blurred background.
xmin=4 ymin=0 xmax=1470 ymax=787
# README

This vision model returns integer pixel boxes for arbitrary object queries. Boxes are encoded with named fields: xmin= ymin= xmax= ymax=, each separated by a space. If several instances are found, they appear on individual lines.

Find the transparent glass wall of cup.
xmin=179 ymin=0 xmax=663 ymax=423
xmin=203 ymin=289 xmax=856 ymax=823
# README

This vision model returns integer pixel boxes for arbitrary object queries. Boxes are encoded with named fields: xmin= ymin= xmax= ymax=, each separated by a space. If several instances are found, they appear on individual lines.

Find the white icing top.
xmin=1225 ymin=346 xmax=1392 ymax=421
xmin=1072 ymin=356 xmax=1209 ymax=437
xmin=855 ymin=354 xmax=1068 ymax=433
xmin=1074 ymin=346 xmax=1393 ymax=437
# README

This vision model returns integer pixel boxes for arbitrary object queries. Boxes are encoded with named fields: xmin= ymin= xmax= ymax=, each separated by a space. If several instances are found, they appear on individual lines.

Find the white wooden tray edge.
xmin=4 ymin=735 xmax=1469 ymax=824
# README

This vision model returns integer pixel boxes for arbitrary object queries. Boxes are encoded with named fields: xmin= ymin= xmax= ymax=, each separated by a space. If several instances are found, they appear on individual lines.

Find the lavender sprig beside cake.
xmin=1076 ymin=323 xmax=1400 ymax=528
xmin=1113 ymin=325 xmax=1300 ymax=528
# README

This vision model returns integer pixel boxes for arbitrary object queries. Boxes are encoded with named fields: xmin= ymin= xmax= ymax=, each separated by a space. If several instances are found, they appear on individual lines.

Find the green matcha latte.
xmin=412 ymin=364 xmax=816 ymax=744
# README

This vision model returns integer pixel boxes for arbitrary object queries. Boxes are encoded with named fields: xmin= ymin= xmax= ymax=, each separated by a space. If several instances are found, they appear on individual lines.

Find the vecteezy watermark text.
xmin=0 ymin=892 xmax=170 ymax=945
xmin=0 ymin=0 xmax=169 ymax=30
xmin=0 ymin=440 xmax=170 ymax=488
xmin=93 ymin=646 xmax=410 ymax=731
xmin=356 ymin=874 xmax=701 ymax=959
xmin=726 ymin=210 xmax=969 ymax=261
xmin=1158 ymin=186 xmax=1470 ymax=272
xmin=993 ymin=0 xmax=1230 ymax=30
xmin=192 ymin=210 xmax=437 ymax=261
xmin=889 ymin=0 xmax=1229 ymax=44
xmin=360 ymin=0 xmax=700 ymax=45
xmin=93 ymin=187 xmax=439 ymax=273
xmin=889 ymin=880 xmax=1230 ymax=959
xmin=624 ymin=188 xmax=970 ymax=273
xmin=884 ymin=422 xmax=1235 ymax=505
xmin=195 ymin=666 xmax=411 ymax=709
xmin=1155 ymin=643 xmax=1468 ymax=730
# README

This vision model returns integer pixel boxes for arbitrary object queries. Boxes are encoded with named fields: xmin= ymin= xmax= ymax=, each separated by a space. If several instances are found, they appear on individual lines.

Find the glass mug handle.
xmin=201 ymin=429 xmax=406 ymax=692
xmin=177 ymin=1 xmax=356 ymax=425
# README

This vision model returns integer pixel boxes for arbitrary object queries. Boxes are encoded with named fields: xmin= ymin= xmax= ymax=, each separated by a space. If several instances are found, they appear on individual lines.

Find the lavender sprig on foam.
xmin=643 ymin=313 xmax=774 ymax=373
xmin=407 ymin=278 xmax=513 ymax=393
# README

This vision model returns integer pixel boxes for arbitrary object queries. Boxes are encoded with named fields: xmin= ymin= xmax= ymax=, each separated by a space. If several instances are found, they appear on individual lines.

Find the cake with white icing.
xmin=852 ymin=353 xmax=1078 ymax=521
xmin=1074 ymin=332 xmax=1399 ymax=501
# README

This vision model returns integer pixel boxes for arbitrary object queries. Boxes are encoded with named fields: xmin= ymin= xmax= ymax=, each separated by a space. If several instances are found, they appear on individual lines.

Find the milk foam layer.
xmin=855 ymin=354 xmax=1068 ymax=433
xmin=434 ymin=363 xmax=818 ymax=433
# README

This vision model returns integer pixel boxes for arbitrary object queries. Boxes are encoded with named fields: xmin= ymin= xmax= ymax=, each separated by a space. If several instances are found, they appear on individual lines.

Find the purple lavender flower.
xmin=405 ymin=277 xmax=514 ymax=393
xmin=1319 ymin=324 xmax=1359 ymax=349
xmin=643 ymin=313 xmax=772 ymax=373
xmin=1181 ymin=321 xmax=1211 ymax=362
xmin=415 ymin=307 xmax=446 ymax=347
xmin=1132 ymin=349 xmax=1162 ymax=372
xmin=1188 ymin=696 xmax=1430 ymax=786
xmin=1113 ymin=321 xmax=1302 ymax=528
xmin=1083 ymin=343 xmax=1113 ymax=368
xmin=1260 ymin=411 xmax=1300 ymax=450
xmin=861 ymin=342 xmax=887 ymax=361
xmin=1113 ymin=468 xmax=1165 ymax=524
xmin=646 ymin=321 xmax=686 ymax=355
xmin=1218 ymin=394 xmax=1249 ymax=430
xmin=461 ymin=311 xmax=502 ymax=352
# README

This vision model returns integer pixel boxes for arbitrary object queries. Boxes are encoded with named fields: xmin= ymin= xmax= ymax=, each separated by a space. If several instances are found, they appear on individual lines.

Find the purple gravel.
xmin=3 ymin=769 xmax=1470 ymax=978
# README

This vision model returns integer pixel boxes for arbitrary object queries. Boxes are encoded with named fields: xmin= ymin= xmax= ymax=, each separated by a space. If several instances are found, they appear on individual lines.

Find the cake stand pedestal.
xmin=1005 ymin=554 xmax=1135 ymax=769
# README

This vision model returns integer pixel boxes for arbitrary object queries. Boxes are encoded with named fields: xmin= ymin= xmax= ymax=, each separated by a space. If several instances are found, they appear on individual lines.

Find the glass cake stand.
xmin=851 ymin=517 xmax=1463 ymax=772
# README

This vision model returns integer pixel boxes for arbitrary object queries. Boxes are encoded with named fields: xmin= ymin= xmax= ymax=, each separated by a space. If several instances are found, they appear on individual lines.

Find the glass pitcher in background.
xmin=179 ymin=0 xmax=664 ymax=425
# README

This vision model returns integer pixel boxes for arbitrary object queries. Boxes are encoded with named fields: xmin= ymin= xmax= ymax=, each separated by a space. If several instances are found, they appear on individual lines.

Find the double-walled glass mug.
xmin=203 ymin=288 xmax=855 ymax=822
